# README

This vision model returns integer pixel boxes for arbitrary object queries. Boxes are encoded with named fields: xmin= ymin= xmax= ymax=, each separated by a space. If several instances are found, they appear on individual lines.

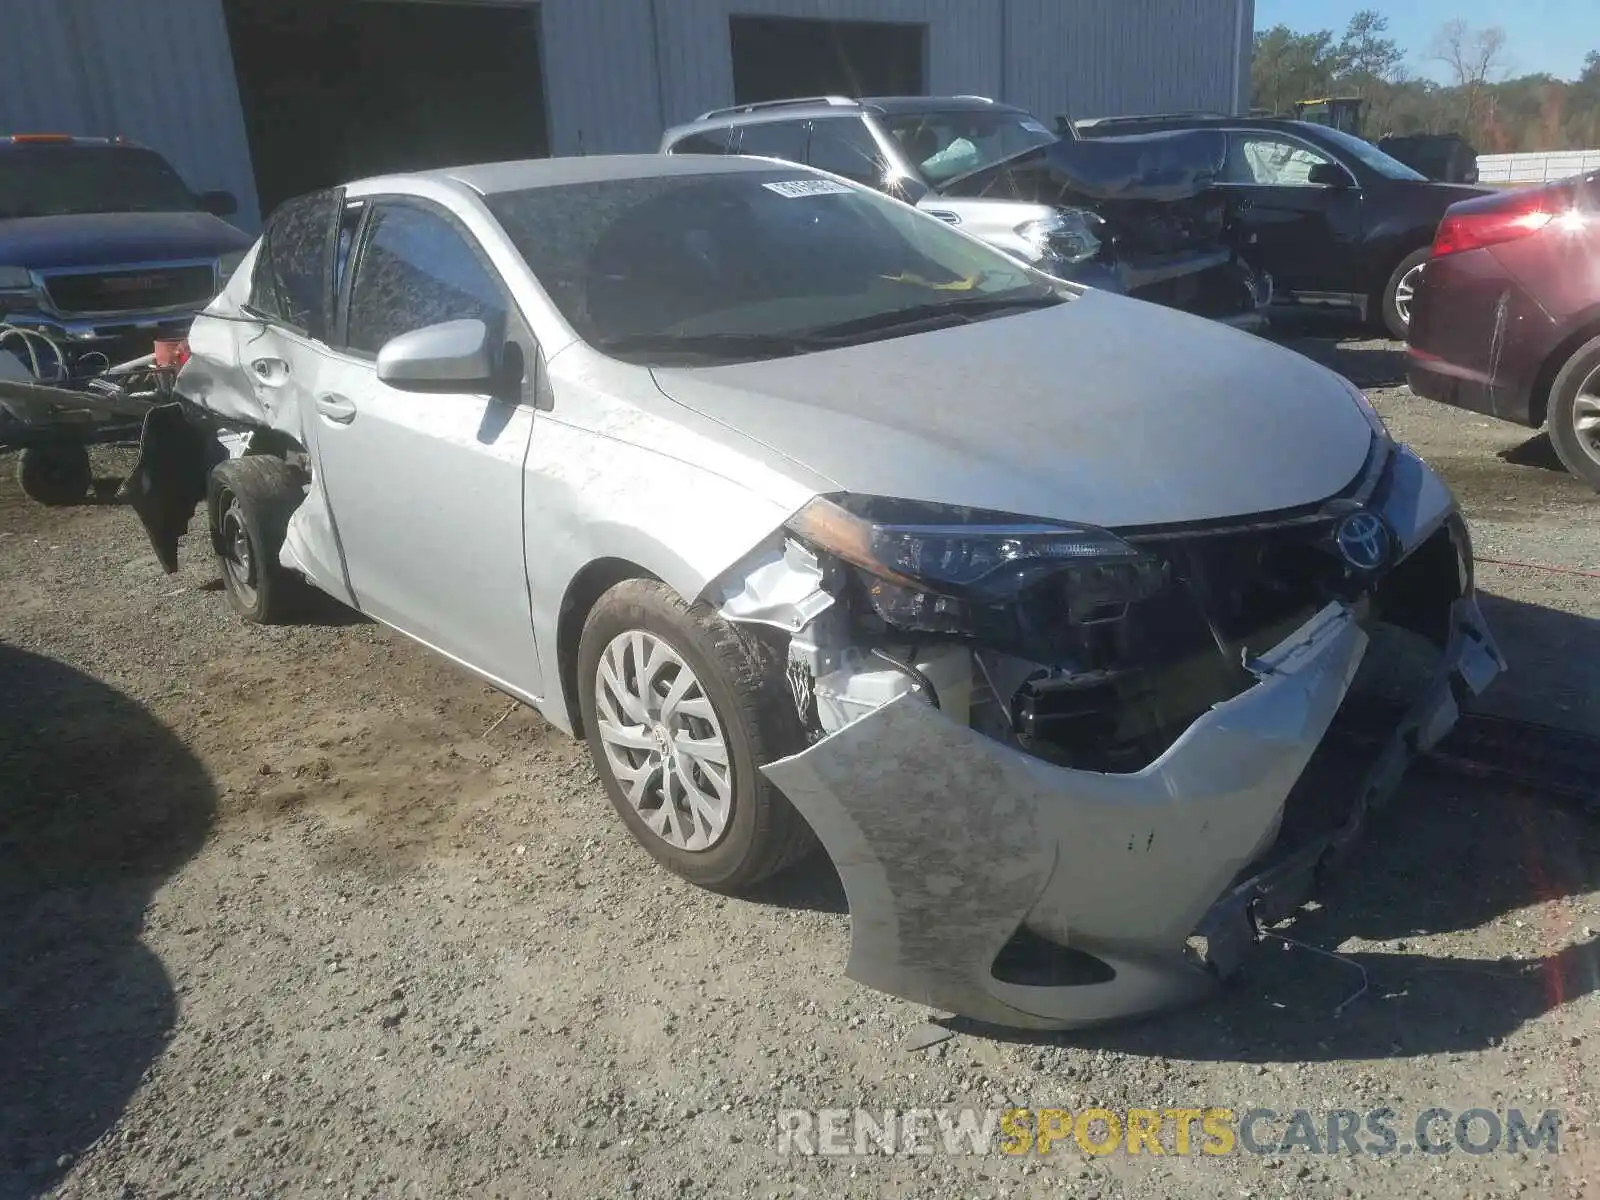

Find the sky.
xmin=1253 ymin=0 xmax=1595 ymax=83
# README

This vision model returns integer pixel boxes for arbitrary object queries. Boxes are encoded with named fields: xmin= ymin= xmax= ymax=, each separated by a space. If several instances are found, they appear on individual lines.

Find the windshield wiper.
xmin=799 ymin=292 xmax=1064 ymax=341
xmin=594 ymin=332 xmax=830 ymax=362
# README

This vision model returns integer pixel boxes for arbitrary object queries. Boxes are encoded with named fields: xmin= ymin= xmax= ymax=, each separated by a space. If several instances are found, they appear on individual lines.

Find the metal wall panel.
xmin=0 ymin=0 xmax=261 ymax=229
xmin=539 ymin=0 xmax=1247 ymax=156
xmin=539 ymin=0 xmax=1005 ymax=155
xmin=1003 ymin=0 xmax=1248 ymax=126
xmin=0 ymin=1 xmax=97 ymax=135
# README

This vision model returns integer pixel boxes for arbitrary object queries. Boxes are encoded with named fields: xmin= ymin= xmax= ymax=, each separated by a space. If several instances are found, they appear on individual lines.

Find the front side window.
xmin=345 ymin=202 xmax=508 ymax=356
xmin=484 ymin=168 xmax=1065 ymax=365
xmin=881 ymin=108 xmax=1058 ymax=186
xmin=250 ymin=190 xmax=341 ymax=335
xmin=806 ymin=118 xmax=889 ymax=185
xmin=1224 ymin=134 xmax=1338 ymax=187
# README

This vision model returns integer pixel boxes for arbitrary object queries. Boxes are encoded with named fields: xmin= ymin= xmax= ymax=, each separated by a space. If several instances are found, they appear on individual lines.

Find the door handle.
xmin=315 ymin=394 xmax=357 ymax=424
xmin=251 ymin=357 xmax=289 ymax=386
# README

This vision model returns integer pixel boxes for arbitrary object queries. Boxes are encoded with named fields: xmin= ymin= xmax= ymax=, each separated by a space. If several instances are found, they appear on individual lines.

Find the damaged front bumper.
xmin=766 ymin=593 xmax=1500 ymax=1029
xmin=756 ymin=457 xmax=1504 ymax=1030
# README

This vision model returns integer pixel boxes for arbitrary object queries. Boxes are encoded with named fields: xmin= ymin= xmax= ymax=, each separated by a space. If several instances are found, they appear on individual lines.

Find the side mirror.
xmin=198 ymin=189 xmax=238 ymax=217
xmin=377 ymin=318 xmax=499 ymax=393
xmin=1308 ymin=162 xmax=1349 ymax=188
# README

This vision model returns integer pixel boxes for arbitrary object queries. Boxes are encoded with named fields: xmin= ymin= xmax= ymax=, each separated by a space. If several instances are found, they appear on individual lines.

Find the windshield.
xmin=880 ymin=108 xmax=1060 ymax=187
xmin=485 ymin=169 xmax=1066 ymax=365
xmin=0 ymin=146 xmax=200 ymax=219
xmin=1313 ymin=126 xmax=1429 ymax=182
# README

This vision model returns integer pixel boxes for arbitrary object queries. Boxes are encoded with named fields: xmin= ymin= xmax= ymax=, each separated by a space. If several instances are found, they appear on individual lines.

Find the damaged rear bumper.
xmin=762 ymin=588 xmax=1503 ymax=1031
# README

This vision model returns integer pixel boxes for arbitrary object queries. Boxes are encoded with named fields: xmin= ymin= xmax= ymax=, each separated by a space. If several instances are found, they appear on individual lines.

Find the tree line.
xmin=1252 ymin=11 xmax=1600 ymax=153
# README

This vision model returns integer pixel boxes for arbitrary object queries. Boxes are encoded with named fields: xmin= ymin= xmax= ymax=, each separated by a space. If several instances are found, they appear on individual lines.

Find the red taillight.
xmin=1433 ymin=193 xmax=1555 ymax=257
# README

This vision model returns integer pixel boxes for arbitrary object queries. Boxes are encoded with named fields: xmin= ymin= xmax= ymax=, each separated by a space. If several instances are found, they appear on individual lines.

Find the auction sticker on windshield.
xmin=763 ymin=179 xmax=855 ymax=198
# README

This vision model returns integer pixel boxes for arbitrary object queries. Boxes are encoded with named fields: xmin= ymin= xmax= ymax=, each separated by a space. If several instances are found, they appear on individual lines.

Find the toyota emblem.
xmin=1335 ymin=511 xmax=1390 ymax=572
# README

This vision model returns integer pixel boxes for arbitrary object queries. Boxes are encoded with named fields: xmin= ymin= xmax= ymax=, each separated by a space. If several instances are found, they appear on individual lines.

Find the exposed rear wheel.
xmin=16 ymin=444 xmax=91 ymax=506
xmin=576 ymin=578 xmax=815 ymax=893
xmin=1381 ymin=247 xmax=1431 ymax=341
xmin=207 ymin=456 xmax=307 ymax=623
xmin=1547 ymin=333 xmax=1600 ymax=491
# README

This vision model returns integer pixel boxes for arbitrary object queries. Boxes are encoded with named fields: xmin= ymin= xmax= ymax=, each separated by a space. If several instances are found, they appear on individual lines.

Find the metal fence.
xmin=1475 ymin=150 xmax=1600 ymax=184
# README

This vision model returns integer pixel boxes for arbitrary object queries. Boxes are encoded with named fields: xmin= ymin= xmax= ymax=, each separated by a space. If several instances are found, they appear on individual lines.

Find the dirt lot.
xmin=2 ymin=333 xmax=1598 ymax=1200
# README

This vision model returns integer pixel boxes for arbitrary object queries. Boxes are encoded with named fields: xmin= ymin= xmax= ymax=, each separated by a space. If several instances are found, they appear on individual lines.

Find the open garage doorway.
xmin=224 ymin=0 xmax=549 ymax=220
xmin=729 ymin=16 xmax=926 ymax=104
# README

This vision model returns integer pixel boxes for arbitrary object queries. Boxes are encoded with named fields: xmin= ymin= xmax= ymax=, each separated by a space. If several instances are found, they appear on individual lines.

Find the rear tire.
xmin=1381 ymin=247 xmax=1432 ymax=341
xmin=207 ymin=456 xmax=307 ymax=624
xmin=576 ymin=578 xmax=815 ymax=894
xmin=17 ymin=444 xmax=91 ymax=506
xmin=1546 ymin=333 xmax=1600 ymax=491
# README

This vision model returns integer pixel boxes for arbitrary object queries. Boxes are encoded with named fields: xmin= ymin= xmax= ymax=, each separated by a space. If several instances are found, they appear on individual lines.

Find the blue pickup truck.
xmin=0 ymin=133 xmax=251 ymax=501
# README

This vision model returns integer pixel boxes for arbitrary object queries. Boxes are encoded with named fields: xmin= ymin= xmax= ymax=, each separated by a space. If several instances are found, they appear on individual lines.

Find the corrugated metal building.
xmin=0 ymin=0 xmax=1254 ymax=232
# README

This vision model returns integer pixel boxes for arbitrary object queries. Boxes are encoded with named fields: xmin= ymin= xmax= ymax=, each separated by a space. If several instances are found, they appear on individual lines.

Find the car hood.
xmin=0 ymin=211 xmax=251 ymax=269
xmin=939 ymin=129 xmax=1228 ymax=204
xmin=649 ymin=290 xmax=1374 ymax=530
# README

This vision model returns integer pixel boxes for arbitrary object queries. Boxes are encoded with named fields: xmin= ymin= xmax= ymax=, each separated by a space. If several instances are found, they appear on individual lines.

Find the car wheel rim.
xmin=1393 ymin=263 xmax=1424 ymax=329
xmin=220 ymin=495 xmax=257 ymax=603
xmin=1574 ymin=366 xmax=1600 ymax=465
xmin=594 ymin=630 xmax=732 ymax=852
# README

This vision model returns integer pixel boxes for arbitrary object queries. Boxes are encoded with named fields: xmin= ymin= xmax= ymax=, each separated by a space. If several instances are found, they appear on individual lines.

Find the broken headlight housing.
xmin=787 ymin=494 xmax=1168 ymax=637
xmin=1016 ymin=209 xmax=1103 ymax=268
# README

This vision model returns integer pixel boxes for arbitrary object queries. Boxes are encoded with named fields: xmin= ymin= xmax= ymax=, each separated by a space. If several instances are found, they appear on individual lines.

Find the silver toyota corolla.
xmin=126 ymin=153 xmax=1504 ymax=1030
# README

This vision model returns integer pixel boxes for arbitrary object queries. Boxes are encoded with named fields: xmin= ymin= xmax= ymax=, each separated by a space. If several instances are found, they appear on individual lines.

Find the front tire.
xmin=16 ymin=444 xmax=91 ymax=506
xmin=1381 ymin=247 xmax=1431 ymax=341
xmin=1547 ymin=333 xmax=1600 ymax=491
xmin=207 ymin=456 xmax=306 ymax=623
xmin=576 ymin=579 xmax=814 ymax=893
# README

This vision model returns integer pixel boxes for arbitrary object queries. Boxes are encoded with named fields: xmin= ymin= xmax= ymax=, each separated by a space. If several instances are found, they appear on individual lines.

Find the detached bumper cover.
xmin=763 ymin=450 xmax=1503 ymax=1030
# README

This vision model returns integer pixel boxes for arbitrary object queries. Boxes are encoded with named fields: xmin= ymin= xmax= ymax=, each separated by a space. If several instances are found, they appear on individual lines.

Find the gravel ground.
xmin=1 ymin=332 xmax=1598 ymax=1200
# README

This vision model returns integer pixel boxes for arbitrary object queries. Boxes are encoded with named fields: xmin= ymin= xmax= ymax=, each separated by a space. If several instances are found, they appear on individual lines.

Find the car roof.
xmin=1079 ymin=115 xmax=1328 ymax=136
xmin=669 ymin=94 xmax=1026 ymax=132
xmin=350 ymin=153 xmax=800 ymax=198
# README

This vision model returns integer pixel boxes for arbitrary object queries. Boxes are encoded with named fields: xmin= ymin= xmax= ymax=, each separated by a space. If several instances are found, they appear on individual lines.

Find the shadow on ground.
xmin=0 ymin=644 xmax=216 ymax=1198
xmin=1473 ymin=594 xmax=1600 ymax=737
xmin=1498 ymin=432 xmax=1568 ymax=474
xmin=1270 ymin=331 xmax=1409 ymax=389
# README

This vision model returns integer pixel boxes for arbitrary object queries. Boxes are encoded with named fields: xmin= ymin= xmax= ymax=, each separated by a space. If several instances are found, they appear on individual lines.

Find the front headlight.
xmin=217 ymin=250 xmax=248 ymax=285
xmin=1016 ymin=209 xmax=1103 ymax=267
xmin=0 ymin=265 xmax=34 ymax=294
xmin=786 ymin=494 xmax=1169 ymax=635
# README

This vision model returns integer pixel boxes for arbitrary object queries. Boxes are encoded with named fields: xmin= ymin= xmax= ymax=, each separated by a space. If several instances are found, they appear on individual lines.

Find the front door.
xmin=1218 ymin=130 xmax=1365 ymax=296
xmin=311 ymin=198 xmax=543 ymax=699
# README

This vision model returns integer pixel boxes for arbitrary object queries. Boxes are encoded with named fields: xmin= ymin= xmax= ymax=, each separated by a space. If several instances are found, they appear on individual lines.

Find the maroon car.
xmin=1406 ymin=171 xmax=1600 ymax=489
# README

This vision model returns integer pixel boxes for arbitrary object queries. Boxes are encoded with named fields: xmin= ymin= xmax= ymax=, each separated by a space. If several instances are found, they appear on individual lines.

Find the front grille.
xmin=1006 ymin=518 xmax=1363 ymax=774
xmin=44 ymin=266 xmax=216 ymax=315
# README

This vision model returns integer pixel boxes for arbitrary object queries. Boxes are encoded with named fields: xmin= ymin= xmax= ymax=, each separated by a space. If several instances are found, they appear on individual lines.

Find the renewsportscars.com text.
xmin=777 ymin=1106 xmax=1562 ymax=1158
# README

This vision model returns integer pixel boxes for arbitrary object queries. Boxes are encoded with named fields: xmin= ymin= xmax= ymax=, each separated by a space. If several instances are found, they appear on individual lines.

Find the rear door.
xmin=237 ymin=187 xmax=353 ymax=599
xmin=311 ymin=197 xmax=543 ymax=697
xmin=1216 ymin=130 xmax=1365 ymax=296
